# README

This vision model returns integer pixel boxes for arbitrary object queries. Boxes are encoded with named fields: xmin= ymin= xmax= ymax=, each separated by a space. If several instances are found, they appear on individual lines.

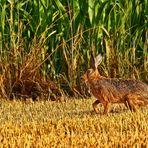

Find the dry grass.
xmin=0 ymin=98 xmax=147 ymax=147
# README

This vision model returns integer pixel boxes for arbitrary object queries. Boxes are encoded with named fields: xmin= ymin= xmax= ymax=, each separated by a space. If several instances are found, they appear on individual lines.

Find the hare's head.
xmin=81 ymin=53 xmax=102 ymax=83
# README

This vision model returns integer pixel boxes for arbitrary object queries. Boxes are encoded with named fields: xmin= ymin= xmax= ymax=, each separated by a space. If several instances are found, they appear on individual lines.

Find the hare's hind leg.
xmin=93 ymin=100 xmax=100 ymax=113
xmin=127 ymin=100 xmax=138 ymax=112
xmin=125 ymin=95 xmax=138 ymax=112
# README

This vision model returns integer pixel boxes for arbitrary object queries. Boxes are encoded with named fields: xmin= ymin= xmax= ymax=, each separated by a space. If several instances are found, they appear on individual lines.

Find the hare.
xmin=81 ymin=53 xmax=148 ymax=114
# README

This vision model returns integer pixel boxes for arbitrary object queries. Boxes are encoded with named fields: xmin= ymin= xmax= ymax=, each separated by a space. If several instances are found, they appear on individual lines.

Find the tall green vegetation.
xmin=0 ymin=0 xmax=147 ymax=98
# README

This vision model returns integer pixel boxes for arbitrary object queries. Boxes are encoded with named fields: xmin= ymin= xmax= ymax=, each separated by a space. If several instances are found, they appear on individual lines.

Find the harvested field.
xmin=0 ymin=99 xmax=147 ymax=147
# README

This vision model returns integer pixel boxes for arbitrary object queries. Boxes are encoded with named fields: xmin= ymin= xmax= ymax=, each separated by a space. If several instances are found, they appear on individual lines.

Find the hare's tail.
xmin=137 ymin=98 xmax=148 ymax=107
xmin=145 ymin=100 xmax=148 ymax=106
xmin=126 ymin=92 xmax=148 ymax=106
xmin=143 ymin=94 xmax=148 ymax=106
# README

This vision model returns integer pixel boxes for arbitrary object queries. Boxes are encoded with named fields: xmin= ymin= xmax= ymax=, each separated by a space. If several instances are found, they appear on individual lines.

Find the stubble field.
xmin=0 ymin=98 xmax=148 ymax=147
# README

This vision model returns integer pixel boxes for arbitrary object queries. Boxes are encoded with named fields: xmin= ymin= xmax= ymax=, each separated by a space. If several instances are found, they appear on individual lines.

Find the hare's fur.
xmin=81 ymin=53 xmax=148 ymax=114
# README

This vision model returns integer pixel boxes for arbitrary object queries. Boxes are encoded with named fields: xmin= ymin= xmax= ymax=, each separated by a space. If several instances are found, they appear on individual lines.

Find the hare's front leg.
xmin=92 ymin=100 xmax=100 ymax=113
xmin=102 ymin=102 xmax=110 ymax=115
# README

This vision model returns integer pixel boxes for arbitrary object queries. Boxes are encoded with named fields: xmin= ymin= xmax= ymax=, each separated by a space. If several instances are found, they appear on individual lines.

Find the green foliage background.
xmin=0 ymin=0 xmax=148 ymax=96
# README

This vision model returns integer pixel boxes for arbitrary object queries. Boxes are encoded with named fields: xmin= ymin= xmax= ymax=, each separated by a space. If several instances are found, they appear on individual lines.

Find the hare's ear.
xmin=95 ymin=54 xmax=102 ymax=68
xmin=90 ymin=52 xmax=96 ymax=69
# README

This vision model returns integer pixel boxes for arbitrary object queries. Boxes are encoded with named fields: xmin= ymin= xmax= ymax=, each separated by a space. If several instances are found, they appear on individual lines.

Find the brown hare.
xmin=81 ymin=53 xmax=148 ymax=114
